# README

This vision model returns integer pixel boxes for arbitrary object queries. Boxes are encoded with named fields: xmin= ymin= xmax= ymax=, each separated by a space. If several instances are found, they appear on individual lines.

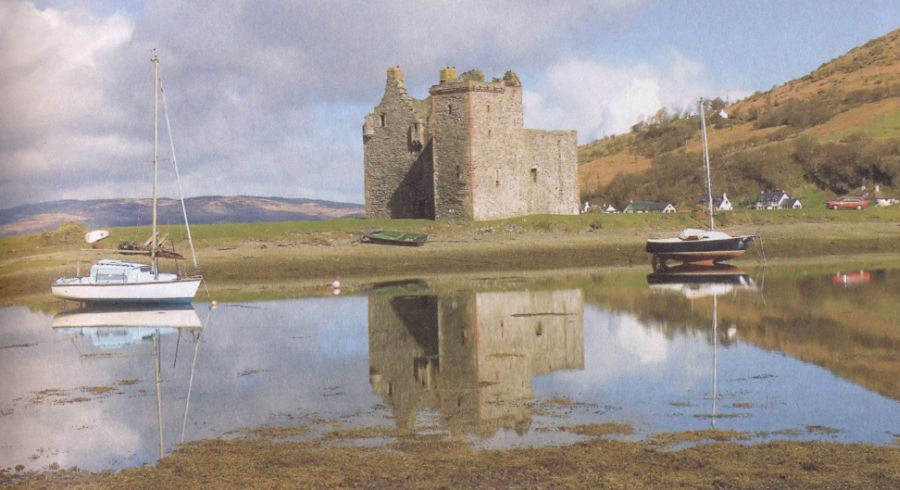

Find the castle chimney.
xmin=439 ymin=66 xmax=457 ymax=83
xmin=387 ymin=65 xmax=404 ymax=82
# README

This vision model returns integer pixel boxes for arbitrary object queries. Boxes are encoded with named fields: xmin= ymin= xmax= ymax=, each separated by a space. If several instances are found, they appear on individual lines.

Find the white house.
xmin=623 ymin=201 xmax=676 ymax=213
xmin=755 ymin=190 xmax=800 ymax=210
xmin=717 ymin=193 xmax=733 ymax=211
xmin=700 ymin=193 xmax=733 ymax=211
xmin=783 ymin=198 xmax=802 ymax=209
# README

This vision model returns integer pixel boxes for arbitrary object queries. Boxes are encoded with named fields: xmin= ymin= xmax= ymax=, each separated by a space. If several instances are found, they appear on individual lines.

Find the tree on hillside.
xmin=791 ymin=135 xmax=899 ymax=195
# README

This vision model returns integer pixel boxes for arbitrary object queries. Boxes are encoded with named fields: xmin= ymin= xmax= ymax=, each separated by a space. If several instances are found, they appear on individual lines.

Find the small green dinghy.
xmin=361 ymin=230 xmax=428 ymax=246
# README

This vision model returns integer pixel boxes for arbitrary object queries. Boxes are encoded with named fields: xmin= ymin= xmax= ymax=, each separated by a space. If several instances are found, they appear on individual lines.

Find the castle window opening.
xmin=448 ymin=104 xmax=453 ymax=115
xmin=495 ymin=169 xmax=500 ymax=186
xmin=379 ymin=113 xmax=386 ymax=127
xmin=486 ymin=104 xmax=491 ymax=113
xmin=531 ymin=168 xmax=538 ymax=183
xmin=488 ymin=129 xmax=492 ymax=139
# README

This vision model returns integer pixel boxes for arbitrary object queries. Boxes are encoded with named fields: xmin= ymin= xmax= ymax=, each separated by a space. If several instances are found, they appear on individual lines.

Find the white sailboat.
xmin=645 ymin=99 xmax=755 ymax=271
xmin=52 ymin=56 xmax=202 ymax=304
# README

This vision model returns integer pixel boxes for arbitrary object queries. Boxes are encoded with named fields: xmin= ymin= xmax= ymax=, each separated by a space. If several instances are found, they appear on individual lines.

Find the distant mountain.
xmin=578 ymin=28 xmax=900 ymax=208
xmin=0 ymin=196 xmax=365 ymax=236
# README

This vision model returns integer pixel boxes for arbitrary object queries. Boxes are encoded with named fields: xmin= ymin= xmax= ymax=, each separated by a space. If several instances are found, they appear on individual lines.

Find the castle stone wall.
xmin=430 ymin=83 xmax=473 ymax=220
xmin=363 ymin=67 xmax=434 ymax=219
xmin=364 ymin=66 xmax=578 ymax=221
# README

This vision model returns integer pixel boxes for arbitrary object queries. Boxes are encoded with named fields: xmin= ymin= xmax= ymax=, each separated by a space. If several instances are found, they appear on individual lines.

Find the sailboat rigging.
xmin=51 ymin=55 xmax=202 ymax=304
xmin=645 ymin=99 xmax=755 ymax=271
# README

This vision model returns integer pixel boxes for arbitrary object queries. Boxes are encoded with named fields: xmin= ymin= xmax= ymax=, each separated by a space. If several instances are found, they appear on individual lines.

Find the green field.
xmin=4 ymin=205 xmax=900 ymax=258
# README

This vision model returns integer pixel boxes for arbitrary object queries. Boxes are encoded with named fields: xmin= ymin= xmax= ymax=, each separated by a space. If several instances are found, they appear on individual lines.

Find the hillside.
xmin=578 ymin=28 xmax=900 ymax=209
xmin=0 ymin=196 xmax=364 ymax=236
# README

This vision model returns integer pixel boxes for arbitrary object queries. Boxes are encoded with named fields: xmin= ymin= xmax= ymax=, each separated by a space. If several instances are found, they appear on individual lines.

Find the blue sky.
xmin=1 ymin=0 xmax=897 ymax=208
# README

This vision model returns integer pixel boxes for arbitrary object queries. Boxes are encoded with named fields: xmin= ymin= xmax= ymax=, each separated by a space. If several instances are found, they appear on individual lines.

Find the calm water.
xmin=1 ymin=264 xmax=898 ymax=472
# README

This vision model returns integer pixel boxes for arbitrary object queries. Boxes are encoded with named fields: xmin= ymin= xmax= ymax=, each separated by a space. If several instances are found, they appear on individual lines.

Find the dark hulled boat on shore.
xmin=646 ymin=99 xmax=755 ymax=270
xmin=646 ymin=228 xmax=755 ymax=266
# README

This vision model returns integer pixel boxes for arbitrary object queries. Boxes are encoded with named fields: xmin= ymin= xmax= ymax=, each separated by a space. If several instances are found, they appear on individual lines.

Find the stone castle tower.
xmin=363 ymin=66 xmax=579 ymax=220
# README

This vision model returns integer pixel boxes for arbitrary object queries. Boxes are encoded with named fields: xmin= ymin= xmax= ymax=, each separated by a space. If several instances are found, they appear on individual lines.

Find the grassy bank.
xmin=1 ymin=207 xmax=899 ymax=309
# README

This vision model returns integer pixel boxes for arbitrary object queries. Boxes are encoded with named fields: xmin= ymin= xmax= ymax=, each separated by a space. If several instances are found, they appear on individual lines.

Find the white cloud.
xmin=523 ymin=52 xmax=718 ymax=142
xmin=0 ymin=0 xmax=654 ymax=208
xmin=0 ymin=2 xmax=132 ymax=142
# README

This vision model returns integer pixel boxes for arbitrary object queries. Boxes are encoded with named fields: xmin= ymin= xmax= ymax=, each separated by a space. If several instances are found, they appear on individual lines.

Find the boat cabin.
xmin=90 ymin=260 xmax=152 ymax=284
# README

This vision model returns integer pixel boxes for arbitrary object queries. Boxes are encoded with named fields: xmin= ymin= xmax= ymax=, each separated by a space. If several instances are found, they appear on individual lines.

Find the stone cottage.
xmin=363 ymin=66 xmax=579 ymax=220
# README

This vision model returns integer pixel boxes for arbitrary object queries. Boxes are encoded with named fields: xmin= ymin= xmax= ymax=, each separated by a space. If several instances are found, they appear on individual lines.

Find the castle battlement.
xmin=364 ymin=66 xmax=578 ymax=221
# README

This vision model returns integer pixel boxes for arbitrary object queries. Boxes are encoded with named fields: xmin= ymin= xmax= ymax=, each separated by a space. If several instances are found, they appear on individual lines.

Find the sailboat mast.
xmin=153 ymin=330 xmax=164 ymax=458
xmin=151 ymin=56 xmax=160 ymax=276
xmin=699 ymin=98 xmax=715 ymax=231
xmin=711 ymin=294 xmax=718 ymax=426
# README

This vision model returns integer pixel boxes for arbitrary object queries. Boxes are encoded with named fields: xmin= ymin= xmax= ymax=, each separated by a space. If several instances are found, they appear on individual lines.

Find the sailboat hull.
xmin=646 ymin=235 xmax=754 ymax=263
xmin=51 ymin=277 xmax=202 ymax=304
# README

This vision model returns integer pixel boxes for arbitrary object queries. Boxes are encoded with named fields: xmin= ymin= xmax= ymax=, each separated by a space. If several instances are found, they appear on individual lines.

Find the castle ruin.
xmin=363 ymin=66 xmax=579 ymax=220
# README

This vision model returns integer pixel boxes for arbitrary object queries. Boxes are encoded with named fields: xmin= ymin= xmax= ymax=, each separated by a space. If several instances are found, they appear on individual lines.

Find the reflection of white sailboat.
xmin=51 ymin=55 xmax=201 ymax=304
xmin=52 ymin=305 xmax=201 ymax=348
xmin=52 ymin=305 xmax=208 ymax=458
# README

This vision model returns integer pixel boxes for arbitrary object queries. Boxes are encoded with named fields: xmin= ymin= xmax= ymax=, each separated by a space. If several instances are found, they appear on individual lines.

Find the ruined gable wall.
xmin=363 ymin=68 xmax=434 ymax=219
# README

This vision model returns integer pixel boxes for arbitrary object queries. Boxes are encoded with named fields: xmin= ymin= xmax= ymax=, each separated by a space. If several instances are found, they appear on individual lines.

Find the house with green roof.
xmin=623 ymin=201 xmax=676 ymax=213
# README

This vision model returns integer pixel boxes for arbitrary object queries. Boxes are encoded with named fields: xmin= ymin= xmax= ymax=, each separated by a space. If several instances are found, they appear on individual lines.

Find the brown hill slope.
xmin=0 ymin=196 xmax=364 ymax=236
xmin=731 ymin=29 xmax=899 ymax=115
xmin=579 ymin=28 xmax=900 ymax=204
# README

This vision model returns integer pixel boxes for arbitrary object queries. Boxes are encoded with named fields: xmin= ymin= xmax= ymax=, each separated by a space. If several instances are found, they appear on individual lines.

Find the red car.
xmin=826 ymin=196 xmax=870 ymax=210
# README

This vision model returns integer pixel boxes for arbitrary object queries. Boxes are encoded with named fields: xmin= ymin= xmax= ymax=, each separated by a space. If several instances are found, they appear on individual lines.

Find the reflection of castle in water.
xmin=369 ymin=289 xmax=584 ymax=436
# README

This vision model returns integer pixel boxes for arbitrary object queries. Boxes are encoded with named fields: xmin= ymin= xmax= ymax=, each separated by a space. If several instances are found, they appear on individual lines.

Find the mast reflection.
xmin=647 ymin=264 xmax=759 ymax=426
xmin=51 ymin=305 xmax=207 ymax=458
xmin=368 ymin=289 xmax=584 ymax=436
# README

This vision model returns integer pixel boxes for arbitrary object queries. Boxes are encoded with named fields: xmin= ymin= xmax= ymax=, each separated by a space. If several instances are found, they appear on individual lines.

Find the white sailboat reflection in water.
xmin=52 ymin=304 xmax=211 ymax=458
xmin=647 ymin=264 xmax=760 ymax=425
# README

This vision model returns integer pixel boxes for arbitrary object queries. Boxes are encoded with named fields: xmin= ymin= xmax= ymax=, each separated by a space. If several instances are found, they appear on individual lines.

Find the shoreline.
xmin=2 ymin=220 xmax=900 ymax=309
xmin=2 ymin=219 xmax=899 ymax=487
xmin=4 ymin=424 xmax=899 ymax=488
